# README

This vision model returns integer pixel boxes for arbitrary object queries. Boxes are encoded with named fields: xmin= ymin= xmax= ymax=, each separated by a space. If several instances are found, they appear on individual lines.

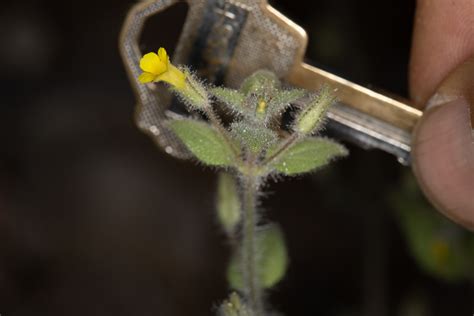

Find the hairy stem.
xmin=241 ymin=173 xmax=264 ymax=316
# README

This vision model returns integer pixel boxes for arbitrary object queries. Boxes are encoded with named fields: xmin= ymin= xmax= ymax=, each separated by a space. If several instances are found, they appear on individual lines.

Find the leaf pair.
xmin=170 ymin=119 xmax=348 ymax=176
xmin=211 ymin=71 xmax=305 ymax=124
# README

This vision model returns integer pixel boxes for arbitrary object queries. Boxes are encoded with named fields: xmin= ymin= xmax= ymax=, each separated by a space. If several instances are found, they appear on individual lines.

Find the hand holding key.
xmin=410 ymin=0 xmax=474 ymax=230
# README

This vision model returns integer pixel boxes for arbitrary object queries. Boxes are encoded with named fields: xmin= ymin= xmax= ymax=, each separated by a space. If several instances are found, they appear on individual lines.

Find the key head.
xmin=119 ymin=0 xmax=309 ymax=159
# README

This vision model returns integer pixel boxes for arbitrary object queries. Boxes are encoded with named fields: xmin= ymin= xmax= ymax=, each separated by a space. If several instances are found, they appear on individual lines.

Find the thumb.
xmin=410 ymin=0 xmax=474 ymax=229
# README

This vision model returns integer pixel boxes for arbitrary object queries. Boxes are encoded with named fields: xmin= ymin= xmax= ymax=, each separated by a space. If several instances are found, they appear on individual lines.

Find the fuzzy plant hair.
xmin=137 ymin=48 xmax=348 ymax=316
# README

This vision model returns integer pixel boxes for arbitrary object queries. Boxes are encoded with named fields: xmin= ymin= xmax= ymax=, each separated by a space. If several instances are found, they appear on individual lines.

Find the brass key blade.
xmin=289 ymin=63 xmax=422 ymax=132
xmin=288 ymin=62 xmax=423 ymax=164
xmin=264 ymin=4 xmax=423 ymax=164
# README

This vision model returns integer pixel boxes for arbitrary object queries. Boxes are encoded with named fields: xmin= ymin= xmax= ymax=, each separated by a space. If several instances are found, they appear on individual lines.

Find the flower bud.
xmin=239 ymin=70 xmax=280 ymax=96
xmin=294 ymin=85 xmax=336 ymax=135
xmin=218 ymin=293 xmax=249 ymax=316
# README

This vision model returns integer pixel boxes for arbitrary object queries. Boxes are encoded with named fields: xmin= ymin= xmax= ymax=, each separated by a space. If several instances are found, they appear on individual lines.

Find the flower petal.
xmin=140 ymin=52 xmax=166 ymax=75
xmin=138 ymin=72 xmax=158 ymax=83
xmin=158 ymin=47 xmax=168 ymax=63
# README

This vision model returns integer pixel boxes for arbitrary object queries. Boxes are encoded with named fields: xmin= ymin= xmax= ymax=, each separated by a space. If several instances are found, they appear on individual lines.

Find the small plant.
xmin=138 ymin=48 xmax=348 ymax=316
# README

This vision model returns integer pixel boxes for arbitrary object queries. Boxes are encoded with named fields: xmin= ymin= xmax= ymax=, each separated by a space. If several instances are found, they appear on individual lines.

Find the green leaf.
xmin=392 ymin=174 xmax=474 ymax=282
xmin=210 ymin=87 xmax=246 ymax=114
xmin=227 ymin=224 xmax=288 ymax=290
xmin=169 ymin=119 xmax=234 ymax=166
xmin=217 ymin=172 xmax=241 ymax=234
xmin=239 ymin=70 xmax=280 ymax=96
xmin=258 ymin=224 xmax=288 ymax=288
xmin=267 ymin=89 xmax=306 ymax=117
xmin=396 ymin=202 xmax=470 ymax=281
xmin=271 ymin=138 xmax=348 ymax=175
xmin=230 ymin=121 xmax=278 ymax=154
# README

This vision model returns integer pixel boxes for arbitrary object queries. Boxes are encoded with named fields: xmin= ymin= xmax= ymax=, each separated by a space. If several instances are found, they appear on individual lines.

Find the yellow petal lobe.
xmin=158 ymin=47 xmax=168 ymax=63
xmin=140 ymin=52 xmax=166 ymax=75
xmin=138 ymin=72 xmax=157 ymax=83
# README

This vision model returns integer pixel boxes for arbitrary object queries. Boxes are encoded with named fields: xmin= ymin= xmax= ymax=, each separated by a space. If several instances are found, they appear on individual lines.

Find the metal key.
xmin=119 ymin=0 xmax=423 ymax=164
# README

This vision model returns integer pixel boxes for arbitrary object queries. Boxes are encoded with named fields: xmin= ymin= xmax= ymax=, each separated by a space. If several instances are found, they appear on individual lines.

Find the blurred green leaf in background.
xmin=392 ymin=173 xmax=474 ymax=282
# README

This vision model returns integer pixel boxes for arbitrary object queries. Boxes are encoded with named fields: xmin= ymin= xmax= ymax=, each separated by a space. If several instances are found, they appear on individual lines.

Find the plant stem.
xmin=241 ymin=173 xmax=264 ymax=316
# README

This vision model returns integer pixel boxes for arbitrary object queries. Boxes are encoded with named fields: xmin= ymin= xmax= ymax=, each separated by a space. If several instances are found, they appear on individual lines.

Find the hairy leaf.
xmin=211 ymin=87 xmax=246 ymax=114
xmin=271 ymin=138 xmax=348 ymax=175
xmin=169 ymin=119 xmax=234 ymax=166
xmin=217 ymin=172 xmax=241 ymax=234
xmin=267 ymin=89 xmax=306 ymax=117
xmin=227 ymin=224 xmax=288 ymax=290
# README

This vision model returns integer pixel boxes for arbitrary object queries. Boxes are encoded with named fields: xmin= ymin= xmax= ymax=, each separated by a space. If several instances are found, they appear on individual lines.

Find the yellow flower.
xmin=138 ymin=47 xmax=186 ymax=89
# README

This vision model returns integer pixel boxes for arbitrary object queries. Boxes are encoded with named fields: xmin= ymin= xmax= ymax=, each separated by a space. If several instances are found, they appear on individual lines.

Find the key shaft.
xmin=288 ymin=63 xmax=423 ymax=164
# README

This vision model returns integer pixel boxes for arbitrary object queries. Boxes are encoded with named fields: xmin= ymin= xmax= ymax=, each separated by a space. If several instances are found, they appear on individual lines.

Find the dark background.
xmin=0 ymin=0 xmax=472 ymax=315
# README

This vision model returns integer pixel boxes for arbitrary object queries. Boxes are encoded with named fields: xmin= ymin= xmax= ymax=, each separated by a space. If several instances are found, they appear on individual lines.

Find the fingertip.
xmin=412 ymin=98 xmax=474 ymax=230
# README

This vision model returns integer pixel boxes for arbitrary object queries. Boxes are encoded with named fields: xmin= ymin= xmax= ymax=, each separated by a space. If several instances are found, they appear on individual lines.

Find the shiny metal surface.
xmin=119 ymin=0 xmax=423 ymax=164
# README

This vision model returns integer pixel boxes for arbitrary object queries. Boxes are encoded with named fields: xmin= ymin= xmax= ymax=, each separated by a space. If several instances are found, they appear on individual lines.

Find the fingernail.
xmin=426 ymin=56 xmax=474 ymax=130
